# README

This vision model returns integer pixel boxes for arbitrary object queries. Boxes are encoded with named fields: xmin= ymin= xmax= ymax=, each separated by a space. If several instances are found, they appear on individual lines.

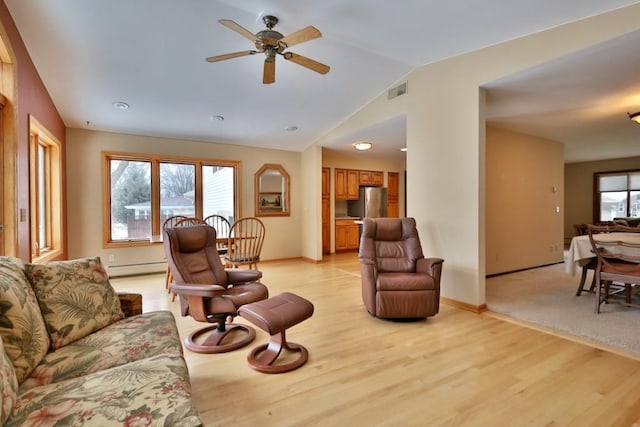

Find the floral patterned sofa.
xmin=0 ymin=256 xmax=202 ymax=426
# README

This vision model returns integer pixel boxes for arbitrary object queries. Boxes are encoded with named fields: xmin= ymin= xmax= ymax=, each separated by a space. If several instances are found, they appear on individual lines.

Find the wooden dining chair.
xmin=587 ymin=223 xmax=640 ymax=313
xmin=162 ymin=215 xmax=188 ymax=292
xmin=203 ymin=214 xmax=231 ymax=255
xmin=224 ymin=217 xmax=265 ymax=269
xmin=573 ymin=223 xmax=598 ymax=296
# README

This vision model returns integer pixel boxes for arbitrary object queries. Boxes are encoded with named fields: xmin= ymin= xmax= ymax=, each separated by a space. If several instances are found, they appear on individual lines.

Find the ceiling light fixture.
xmin=112 ymin=101 xmax=129 ymax=110
xmin=210 ymin=115 xmax=225 ymax=122
xmin=400 ymin=147 xmax=407 ymax=152
xmin=628 ymin=112 xmax=640 ymax=124
xmin=285 ymin=126 xmax=298 ymax=132
xmin=352 ymin=141 xmax=372 ymax=151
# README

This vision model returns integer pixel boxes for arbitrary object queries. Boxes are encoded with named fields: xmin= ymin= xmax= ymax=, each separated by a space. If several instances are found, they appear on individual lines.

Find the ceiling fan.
xmin=206 ymin=15 xmax=330 ymax=84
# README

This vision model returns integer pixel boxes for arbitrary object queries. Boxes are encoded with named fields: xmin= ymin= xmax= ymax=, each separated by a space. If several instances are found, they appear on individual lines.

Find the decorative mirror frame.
xmin=254 ymin=163 xmax=290 ymax=217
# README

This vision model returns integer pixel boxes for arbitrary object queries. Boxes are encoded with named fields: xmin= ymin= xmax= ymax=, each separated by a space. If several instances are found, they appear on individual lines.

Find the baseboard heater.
xmin=107 ymin=261 xmax=166 ymax=277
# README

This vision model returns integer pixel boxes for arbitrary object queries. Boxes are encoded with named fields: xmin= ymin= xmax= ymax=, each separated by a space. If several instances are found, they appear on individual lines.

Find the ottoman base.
xmin=238 ymin=292 xmax=314 ymax=374
xmin=247 ymin=331 xmax=309 ymax=374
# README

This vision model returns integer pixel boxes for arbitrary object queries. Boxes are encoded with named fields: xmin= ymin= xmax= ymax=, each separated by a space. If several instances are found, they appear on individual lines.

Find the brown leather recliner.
xmin=163 ymin=224 xmax=268 ymax=353
xmin=358 ymin=217 xmax=443 ymax=319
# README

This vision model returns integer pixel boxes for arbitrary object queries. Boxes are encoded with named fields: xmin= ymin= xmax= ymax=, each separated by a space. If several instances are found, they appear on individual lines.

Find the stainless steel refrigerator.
xmin=348 ymin=187 xmax=388 ymax=218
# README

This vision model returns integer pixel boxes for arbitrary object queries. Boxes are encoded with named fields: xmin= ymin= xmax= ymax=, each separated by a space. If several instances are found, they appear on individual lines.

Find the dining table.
xmin=565 ymin=231 xmax=640 ymax=275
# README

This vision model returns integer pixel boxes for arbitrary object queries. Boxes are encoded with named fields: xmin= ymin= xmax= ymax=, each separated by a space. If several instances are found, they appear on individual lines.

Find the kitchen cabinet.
xmin=359 ymin=170 xmax=383 ymax=186
xmin=387 ymin=171 xmax=399 ymax=218
xmin=335 ymin=168 xmax=359 ymax=200
xmin=335 ymin=219 xmax=360 ymax=250
xmin=322 ymin=167 xmax=330 ymax=253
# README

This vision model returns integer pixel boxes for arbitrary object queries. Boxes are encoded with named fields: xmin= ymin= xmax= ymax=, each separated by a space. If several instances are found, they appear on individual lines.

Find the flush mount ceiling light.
xmin=210 ymin=115 xmax=225 ymax=122
xmin=629 ymin=112 xmax=640 ymax=124
xmin=112 ymin=101 xmax=129 ymax=110
xmin=400 ymin=147 xmax=407 ymax=152
xmin=285 ymin=126 xmax=298 ymax=132
xmin=352 ymin=141 xmax=372 ymax=151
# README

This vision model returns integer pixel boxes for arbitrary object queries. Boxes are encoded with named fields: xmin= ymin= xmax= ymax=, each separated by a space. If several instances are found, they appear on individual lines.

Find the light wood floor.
xmin=111 ymin=253 xmax=640 ymax=427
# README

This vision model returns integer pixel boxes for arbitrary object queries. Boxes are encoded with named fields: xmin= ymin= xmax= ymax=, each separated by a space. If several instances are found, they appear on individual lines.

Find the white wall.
xmin=66 ymin=128 xmax=303 ymax=275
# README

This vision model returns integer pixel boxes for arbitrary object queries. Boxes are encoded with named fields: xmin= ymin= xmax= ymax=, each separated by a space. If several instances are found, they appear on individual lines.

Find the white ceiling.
xmin=6 ymin=0 xmax=640 ymax=163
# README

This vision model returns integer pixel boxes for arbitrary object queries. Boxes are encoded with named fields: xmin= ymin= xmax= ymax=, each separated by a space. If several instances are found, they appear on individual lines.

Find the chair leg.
xmin=575 ymin=266 xmax=589 ymax=296
xmin=595 ymin=275 xmax=602 ymax=314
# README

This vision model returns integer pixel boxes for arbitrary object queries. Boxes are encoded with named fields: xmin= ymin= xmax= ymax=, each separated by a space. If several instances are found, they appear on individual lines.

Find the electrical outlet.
xmin=108 ymin=254 xmax=115 ymax=262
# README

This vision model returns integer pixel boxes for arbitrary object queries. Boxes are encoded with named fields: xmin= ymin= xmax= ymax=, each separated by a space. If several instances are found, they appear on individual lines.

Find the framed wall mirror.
xmin=255 ymin=163 xmax=290 ymax=217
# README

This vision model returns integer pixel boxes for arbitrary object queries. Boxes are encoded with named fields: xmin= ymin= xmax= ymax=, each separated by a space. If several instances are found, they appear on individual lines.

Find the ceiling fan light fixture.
xmin=352 ymin=141 xmax=372 ymax=151
xmin=629 ymin=112 xmax=640 ymax=124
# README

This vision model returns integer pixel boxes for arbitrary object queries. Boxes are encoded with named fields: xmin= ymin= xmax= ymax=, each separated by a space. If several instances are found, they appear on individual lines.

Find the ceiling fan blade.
xmin=280 ymin=26 xmax=321 ymax=48
xmin=206 ymin=50 xmax=257 ymax=62
xmin=263 ymin=59 xmax=275 ymax=84
xmin=284 ymin=52 xmax=330 ymax=75
xmin=219 ymin=19 xmax=258 ymax=43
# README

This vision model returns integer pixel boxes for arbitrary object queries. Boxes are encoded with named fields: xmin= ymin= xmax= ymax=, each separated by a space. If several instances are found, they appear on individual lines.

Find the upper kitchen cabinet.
xmin=335 ymin=168 xmax=359 ymax=200
xmin=359 ymin=170 xmax=383 ymax=186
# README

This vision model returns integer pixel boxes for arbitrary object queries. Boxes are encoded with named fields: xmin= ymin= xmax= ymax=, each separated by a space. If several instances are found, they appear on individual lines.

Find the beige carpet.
xmin=486 ymin=262 xmax=640 ymax=355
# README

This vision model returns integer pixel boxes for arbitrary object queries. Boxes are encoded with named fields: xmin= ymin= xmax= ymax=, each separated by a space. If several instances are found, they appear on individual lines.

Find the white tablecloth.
xmin=565 ymin=232 xmax=640 ymax=275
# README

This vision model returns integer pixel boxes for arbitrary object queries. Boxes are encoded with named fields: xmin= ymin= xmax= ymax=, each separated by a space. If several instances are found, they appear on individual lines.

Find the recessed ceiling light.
xmin=285 ymin=126 xmax=298 ymax=132
xmin=210 ymin=115 xmax=225 ymax=122
xmin=400 ymin=147 xmax=407 ymax=152
xmin=352 ymin=141 xmax=372 ymax=151
xmin=112 ymin=101 xmax=129 ymax=110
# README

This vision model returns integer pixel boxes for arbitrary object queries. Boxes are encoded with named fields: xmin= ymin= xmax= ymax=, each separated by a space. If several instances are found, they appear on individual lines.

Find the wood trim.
xmin=441 ymin=296 xmax=487 ymax=313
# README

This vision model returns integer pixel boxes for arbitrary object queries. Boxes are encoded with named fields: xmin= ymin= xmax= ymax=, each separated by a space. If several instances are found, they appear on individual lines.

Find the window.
xmin=596 ymin=171 xmax=640 ymax=221
xmin=29 ymin=116 xmax=63 ymax=261
xmin=103 ymin=152 xmax=240 ymax=246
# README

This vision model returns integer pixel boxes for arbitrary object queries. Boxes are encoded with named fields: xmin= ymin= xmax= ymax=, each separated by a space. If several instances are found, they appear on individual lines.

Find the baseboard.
xmin=441 ymin=296 xmax=487 ymax=313
xmin=107 ymin=262 xmax=166 ymax=277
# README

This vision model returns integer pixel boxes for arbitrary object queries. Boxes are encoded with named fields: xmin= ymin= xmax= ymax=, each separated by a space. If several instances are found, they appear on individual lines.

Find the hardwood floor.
xmin=111 ymin=253 xmax=640 ymax=426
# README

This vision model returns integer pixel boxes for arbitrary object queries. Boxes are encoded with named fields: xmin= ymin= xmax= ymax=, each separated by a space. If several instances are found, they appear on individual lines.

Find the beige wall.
xmin=565 ymin=156 xmax=640 ymax=242
xmin=313 ymin=4 xmax=640 ymax=308
xmin=66 ymin=128 xmax=303 ymax=275
xmin=486 ymin=126 xmax=564 ymax=275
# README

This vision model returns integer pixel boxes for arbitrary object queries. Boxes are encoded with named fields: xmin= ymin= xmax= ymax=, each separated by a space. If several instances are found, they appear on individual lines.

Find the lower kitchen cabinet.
xmin=335 ymin=219 xmax=360 ymax=251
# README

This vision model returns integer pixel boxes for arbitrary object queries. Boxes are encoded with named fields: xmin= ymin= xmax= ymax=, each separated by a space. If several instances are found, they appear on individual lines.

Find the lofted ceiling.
xmin=6 ymin=0 xmax=640 ymax=163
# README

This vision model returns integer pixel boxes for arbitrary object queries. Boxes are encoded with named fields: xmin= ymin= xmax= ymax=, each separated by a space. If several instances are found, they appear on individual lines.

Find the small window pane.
xmin=38 ymin=144 xmax=47 ymax=250
xmin=629 ymin=173 xmax=640 ymax=190
xmin=202 ymin=165 xmax=235 ymax=224
xmin=631 ymin=191 xmax=640 ymax=218
xmin=160 ymin=162 xmax=195 ymax=223
xmin=110 ymin=160 xmax=151 ymax=240
xmin=600 ymin=191 xmax=627 ymax=221
xmin=599 ymin=175 xmax=627 ymax=192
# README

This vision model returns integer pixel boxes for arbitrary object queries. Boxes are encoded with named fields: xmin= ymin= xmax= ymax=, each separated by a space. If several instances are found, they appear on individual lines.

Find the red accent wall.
xmin=0 ymin=1 xmax=65 ymax=259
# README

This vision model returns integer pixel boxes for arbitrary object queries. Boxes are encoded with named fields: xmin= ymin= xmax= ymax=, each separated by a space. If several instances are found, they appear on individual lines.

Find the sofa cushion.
xmin=0 ymin=257 xmax=50 ymax=383
xmin=6 ymin=353 xmax=202 ymax=427
xmin=20 ymin=310 xmax=183 ymax=392
xmin=0 ymin=338 xmax=18 ymax=424
xmin=25 ymin=257 xmax=124 ymax=349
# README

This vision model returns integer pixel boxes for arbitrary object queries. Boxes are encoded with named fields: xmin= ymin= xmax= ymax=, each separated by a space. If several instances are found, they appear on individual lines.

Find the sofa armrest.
xmin=117 ymin=292 xmax=142 ymax=317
